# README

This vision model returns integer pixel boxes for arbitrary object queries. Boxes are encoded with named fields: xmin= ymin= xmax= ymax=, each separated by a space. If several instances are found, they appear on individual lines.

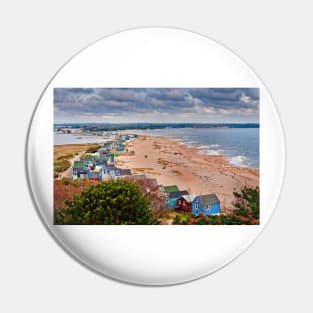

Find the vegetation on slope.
xmin=54 ymin=178 xmax=100 ymax=209
xmin=54 ymin=180 xmax=157 ymax=225
xmin=54 ymin=175 xmax=259 ymax=225
xmin=54 ymin=156 xmax=72 ymax=177
xmin=173 ymin=186 xmax=260 ymax=225
xmin=53 ymin=143 xmax=103 ymax=178
xmin=85 ymin=144 xmax=102 ymax=153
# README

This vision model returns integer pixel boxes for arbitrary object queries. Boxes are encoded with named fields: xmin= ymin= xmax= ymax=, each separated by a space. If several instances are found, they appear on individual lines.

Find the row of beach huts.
xmin=72 ymin=135 xmax=133 ymax=181
xmin=71 ymin=136 xmax=221 ymax=216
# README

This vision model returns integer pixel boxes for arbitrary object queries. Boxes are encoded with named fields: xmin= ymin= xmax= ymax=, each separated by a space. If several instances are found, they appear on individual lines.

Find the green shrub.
xmin=55 ymin=180 xmax=157 ymax=225
xmin=233 ymin=186 xmax=259 ymax=220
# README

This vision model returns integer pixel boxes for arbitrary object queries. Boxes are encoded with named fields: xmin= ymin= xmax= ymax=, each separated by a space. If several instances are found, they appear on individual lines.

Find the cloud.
xmin=189 ymin=88 xmax=259 ymax=109
xmin=148 ymin=88 xmax=187 ymax=101
xmin=54 ymin=88 xmax=259 ymax=123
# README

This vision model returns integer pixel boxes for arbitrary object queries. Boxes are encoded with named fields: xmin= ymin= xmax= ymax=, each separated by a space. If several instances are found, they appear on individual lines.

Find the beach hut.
xmin=95 ymin=160 xmax=107 ymax=167
xmin=132 ymin=174 xmax=148 ymax=181
xmin=116 ymin=143 xmax=125 ymax=153
xmin=87 ymin=166 xmax=103 ymax=180
xmin=103 ymin=165 xmax=120 ymax=179
xmin=102 ymin=142 xmax=113 ymax=150
xmin=118 ymin=169 xmax=132 ymax=179
xmin=107 ymin=154 xmax=115 ymax=165
xmin=198 ymin=194 xmax=221 ymax=215
xmin=98 ymin=148 xmax=107 ymax=158
xmin=165 ymin=190 xmax=189 ymax=209
xmin=87 ymin=166 xmax=104 ymax=180
xmin=72 ymin=161 xmax=89 ymax=179
xmin=176 ymin=194 xmax=198 ymax=212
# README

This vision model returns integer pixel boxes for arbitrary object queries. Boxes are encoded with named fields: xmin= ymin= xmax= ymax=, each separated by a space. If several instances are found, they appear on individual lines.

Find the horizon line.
xmin=54 ymin=122 xmax=260 ymax=125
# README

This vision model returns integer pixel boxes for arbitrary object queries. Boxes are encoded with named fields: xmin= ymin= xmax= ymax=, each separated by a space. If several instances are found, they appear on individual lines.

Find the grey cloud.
xmin=54 ymin=88 xmax=259 ymax=122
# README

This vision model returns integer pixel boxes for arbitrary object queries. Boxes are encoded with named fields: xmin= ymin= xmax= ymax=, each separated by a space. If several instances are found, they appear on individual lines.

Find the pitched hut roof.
xmin=119 ymin=169 xmax=132 ymax=176
xmin=199 ymin=194 xmax=220 ymax=206
xmin=132 ymin=174 xmax=148 ymax=180
xmin=181 ymin=194 xmax=198 ymax=203
xmin=164 ymin=185 xmax=179 ymax=193
xmin=73 ymin=161 xmax=85 ymax=169
xmin=95 ymin=160 xmax=107 ymax=166
xmin=168 ymin=190 xmax=188 ymax=199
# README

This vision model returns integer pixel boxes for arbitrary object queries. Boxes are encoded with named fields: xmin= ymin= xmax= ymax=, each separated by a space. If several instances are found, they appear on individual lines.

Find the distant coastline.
xmin=54 ymin=122 xmax=259 ymax=132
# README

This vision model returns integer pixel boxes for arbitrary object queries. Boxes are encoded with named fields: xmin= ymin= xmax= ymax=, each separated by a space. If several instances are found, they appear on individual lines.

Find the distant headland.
xmin=54 ymin=123 xmax=259 ymax=132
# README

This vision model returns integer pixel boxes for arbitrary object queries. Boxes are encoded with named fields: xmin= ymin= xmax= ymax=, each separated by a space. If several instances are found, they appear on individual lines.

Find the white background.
xmin=0 ymin=1 xmax=312 ymax=312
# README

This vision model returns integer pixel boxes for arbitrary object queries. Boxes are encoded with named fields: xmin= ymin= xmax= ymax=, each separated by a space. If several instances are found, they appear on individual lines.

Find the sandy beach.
xmin=117 ymin=135 xmax=259 ymax=212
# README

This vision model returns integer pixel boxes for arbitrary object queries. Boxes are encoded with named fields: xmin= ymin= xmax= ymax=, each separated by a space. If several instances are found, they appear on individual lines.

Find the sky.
xmin=54 ymin=88 xmax=259 ymax=123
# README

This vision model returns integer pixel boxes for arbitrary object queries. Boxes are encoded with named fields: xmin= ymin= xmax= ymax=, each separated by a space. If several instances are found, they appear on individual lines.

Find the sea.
xmin=54 ymin=133 xmax=111 ymax=145
xmin=133 ymin=128 xmax=259 ymax=168
xmin=54 ymin=128 xmax=259 ymax=168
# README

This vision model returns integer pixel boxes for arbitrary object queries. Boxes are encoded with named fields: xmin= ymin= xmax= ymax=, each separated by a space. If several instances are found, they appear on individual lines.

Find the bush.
xmin=86 ymin=144 xmax=102 ymax=153
xmin=54 ymin=159 xmax=71 ymax=173
xmin=54 ymin=180 xmax=157 ymax=225
xmin=173 ymin=212 xmax=192 ymax=225
xmin=233 ymin=186 xmax=259 ymax=220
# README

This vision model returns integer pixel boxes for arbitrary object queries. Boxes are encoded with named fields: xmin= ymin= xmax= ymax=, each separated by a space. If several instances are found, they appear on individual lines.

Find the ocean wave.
xmin=180 ymin=140 xmax=197 ymax=147
xmin=198 ymin=144 xmax=221 ymax=149
xmin=198 ymin=149 xmax=222 ymax=155
xmin=196 ymin=143 xmax=222 ymax=155
xmin=229 ymin=155 xmax=249 ymax=167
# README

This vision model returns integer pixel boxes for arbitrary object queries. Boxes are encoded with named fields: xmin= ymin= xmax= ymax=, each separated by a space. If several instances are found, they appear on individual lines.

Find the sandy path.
xmin=59 ymin=152 xmax=83 ymax=178
xmin=117 ymin=136 xmax=259 ymax=211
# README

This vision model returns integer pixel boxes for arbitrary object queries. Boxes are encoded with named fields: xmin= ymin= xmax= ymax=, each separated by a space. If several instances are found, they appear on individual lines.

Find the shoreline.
xmin=117 ymin=135 xmax=259 ymax=212
xmin=167 ymin=137 xmax=258 ymax=170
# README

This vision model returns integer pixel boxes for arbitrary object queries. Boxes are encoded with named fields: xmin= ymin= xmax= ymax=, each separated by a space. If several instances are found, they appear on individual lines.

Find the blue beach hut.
xmin=165 ymin=190 xmax=189 ymax=209
xmin=198 ymin=194 xmax=221 ymax=215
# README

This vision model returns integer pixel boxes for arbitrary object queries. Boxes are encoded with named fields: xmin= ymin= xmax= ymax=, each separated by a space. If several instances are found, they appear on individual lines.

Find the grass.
xmin=85 ymin=144 xmax=102 ymax=153
xmin=54 ymin=159 xmax=71 ymax=173
xmin=54 ymin=143 xmax=102 ymax=159
xmin=54 ymin=143 xmax=103 ymax=176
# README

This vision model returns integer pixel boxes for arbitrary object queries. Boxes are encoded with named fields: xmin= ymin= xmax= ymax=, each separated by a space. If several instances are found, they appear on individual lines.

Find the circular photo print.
xmin=27 ymin=28 xmax=285 ymax=285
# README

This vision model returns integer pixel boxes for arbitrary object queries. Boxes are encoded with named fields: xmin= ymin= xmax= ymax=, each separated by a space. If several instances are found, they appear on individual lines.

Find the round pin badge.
xmin=27 ymin=27 xmax=285 ymax=285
